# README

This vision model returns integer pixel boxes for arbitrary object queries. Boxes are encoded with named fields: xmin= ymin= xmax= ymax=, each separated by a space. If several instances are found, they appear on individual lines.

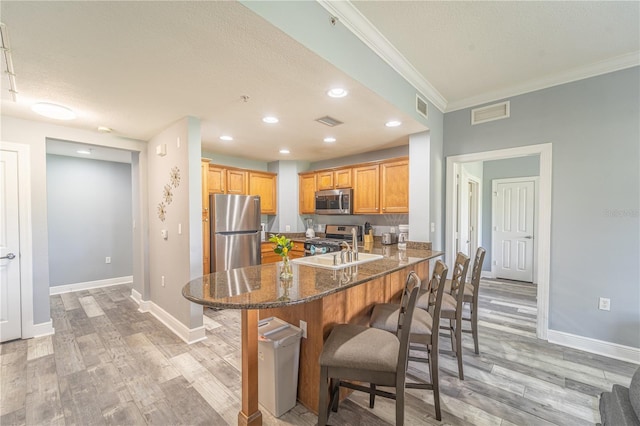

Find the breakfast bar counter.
xmin=183 ymin=243 xmax=443 ymax=425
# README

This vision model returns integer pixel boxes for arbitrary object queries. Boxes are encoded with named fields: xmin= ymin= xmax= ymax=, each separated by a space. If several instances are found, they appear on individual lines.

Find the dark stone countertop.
xmin=182 ymin=243 xmax=442 ymax=310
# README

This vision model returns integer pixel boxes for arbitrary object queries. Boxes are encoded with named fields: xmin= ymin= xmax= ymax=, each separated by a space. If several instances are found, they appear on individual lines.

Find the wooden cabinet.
xmin=380 ymin=159 xmax=409 ymax=213
xmin=353 ymin=164 xmax=380 ymax=214
xmin=208 ymin=165 xmax=226 ymax=194
xmin=249 ymin=171 xmax=277 ymax=215
xmin=261 ymin=240 xmax=305 ymax=264
xmin=317 ymin=168 xmax=351 ymax=190
xmin=299 ymin=172 xmax=317 ymax=214
xmin=351 ymin=158 xmax=409 ymax=214
xmin=226 ymin=169 xmax=248 ymax=194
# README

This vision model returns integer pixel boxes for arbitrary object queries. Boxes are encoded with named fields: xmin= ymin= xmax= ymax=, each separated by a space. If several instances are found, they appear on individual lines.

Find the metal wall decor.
xmin=157 ymin=166 xmax=181 ymax=222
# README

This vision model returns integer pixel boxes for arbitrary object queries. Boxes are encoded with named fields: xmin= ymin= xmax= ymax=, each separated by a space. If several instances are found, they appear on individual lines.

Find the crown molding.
xmin=318 ymin=0 xmax=448 ymax=113
xmin=446 ymin=51 xmax=640 ymax=112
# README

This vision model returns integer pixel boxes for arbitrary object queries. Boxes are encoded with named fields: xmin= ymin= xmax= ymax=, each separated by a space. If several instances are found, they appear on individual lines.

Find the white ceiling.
xmin=1 ymin=1 xmax=638 ymax=163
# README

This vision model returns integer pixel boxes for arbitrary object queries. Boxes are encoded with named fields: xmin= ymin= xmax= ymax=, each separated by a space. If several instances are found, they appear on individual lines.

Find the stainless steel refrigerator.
xmin=210 ymin=194 xmax=261 ymax=272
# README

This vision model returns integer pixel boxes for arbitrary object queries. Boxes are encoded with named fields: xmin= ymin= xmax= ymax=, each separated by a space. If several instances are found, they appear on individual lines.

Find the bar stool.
xmin=417 ymin=252 xmax=469 ymax=380
xmin=461 ymin=247 xmax=486 ymax=354
xmin=317 ymin=271 xmax=421 ymax=426
xmin=368 ymin=261 xmax=449 ymax=421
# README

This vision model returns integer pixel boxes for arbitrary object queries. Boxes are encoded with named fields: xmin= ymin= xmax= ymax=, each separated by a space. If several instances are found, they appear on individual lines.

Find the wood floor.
xmin=1 ymin=279 xmax=637 ymax=425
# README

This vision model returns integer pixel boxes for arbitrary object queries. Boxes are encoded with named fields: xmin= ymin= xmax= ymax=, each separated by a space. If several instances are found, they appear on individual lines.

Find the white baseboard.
xmin=50 ymin=276 xmax=133 ymax=295
xmin=481 ymin=270 xmax=494 ymax=279
xmin=28 ymin=320 xmax=55 ymax=338
xmin=130 ymin=289 xmax=151 ymax=313
xmin=129 ymin=289 xmax=206 ymax=345
xmin=547 ymin=329 xmax=640 ymax=365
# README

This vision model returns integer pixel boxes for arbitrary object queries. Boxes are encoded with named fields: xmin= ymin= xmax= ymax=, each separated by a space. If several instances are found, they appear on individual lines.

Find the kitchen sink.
xmin=291 ymin=252 xmax=383 ymax=270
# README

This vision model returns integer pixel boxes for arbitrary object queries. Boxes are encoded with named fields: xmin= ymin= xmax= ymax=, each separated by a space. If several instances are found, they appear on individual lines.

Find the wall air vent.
xmin=471 ymin=101 xmax=510 ymax=125
xmin=416 ymin=95 xmax=428 ymax=119
xmin=315 ymin=116 xmax=343 ymax=127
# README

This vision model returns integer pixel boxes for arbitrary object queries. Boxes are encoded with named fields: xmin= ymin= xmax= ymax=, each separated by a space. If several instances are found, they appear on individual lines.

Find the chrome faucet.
xmin=340 ymin=241 xmax=352 ymax=263
xmin=351 ymin=227 xmax=359 ymax=260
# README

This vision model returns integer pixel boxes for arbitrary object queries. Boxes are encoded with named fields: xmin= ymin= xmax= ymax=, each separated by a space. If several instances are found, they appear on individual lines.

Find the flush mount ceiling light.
xmin=279 ymin=148 xmax=290 ymax=154
xmin=327 ymin=88 xmax=348 ymax=98
xmin=219 ymin=135 xmax=233 ymax=141
xmin=262 ymin=116 xmax=279 ymax=124
xmin=385 ymin=120 xmax=402 ymax=127
xmin=32 ymin=102 xmax=76 ymax=120
xmin=323 ymin=137 xmax=336 ymax=143
xmin=76 ymin=149 xmax=91 ymax=155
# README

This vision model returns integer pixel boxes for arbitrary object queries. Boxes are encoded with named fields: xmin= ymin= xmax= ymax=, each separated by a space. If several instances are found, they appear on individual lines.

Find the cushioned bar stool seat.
xmin=368 ymin=262 xmax=449 ymax=421
xmin=317 ymin=271 xmax=422 ymax=426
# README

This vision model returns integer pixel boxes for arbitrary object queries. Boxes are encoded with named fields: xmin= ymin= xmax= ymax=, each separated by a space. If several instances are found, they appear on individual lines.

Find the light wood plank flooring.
xmin=1 ymin=279 xmax=637 ymax=425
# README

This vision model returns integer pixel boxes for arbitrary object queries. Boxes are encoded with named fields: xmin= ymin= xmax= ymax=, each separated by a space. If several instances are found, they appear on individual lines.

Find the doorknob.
xmin=524 ymin=236 xmax=533 ymax=239
xmin=0 ymin=253 xmax=16 ymax=260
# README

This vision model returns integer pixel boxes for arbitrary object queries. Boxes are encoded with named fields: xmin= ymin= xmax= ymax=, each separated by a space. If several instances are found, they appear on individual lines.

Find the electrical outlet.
xmin=299 ymin=320 xmax=307 ymax=339
xmin=161 ymin=276 xmax=165 ymax=287
xmin=599 ymin=297 xmax=611 ymax=311
xmin=285 ymin=225 xmax=291 ymax=232
xmin=105 ymin=257 xmax=111 ymax=264
xmin=430 ymin=222 xmax=436 ymax=233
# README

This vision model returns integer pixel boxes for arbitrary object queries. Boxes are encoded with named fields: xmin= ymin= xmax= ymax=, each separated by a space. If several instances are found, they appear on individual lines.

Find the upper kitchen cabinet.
xmin=317 ymin=167 xmax=352 ymax=190
xmin=249 ymin=171 xmax=277 ymax=215
xmin=299 ymin=172 xmax=316 ymax=214
xmin=208 ymin=164 xmax=226 ymax=194
xmin=353 ymin=164 xmax=380 ymax=214
xmin=380 ymin=159 xmax=409 ymax=214
xmin=348 ymin=156 xmax=409 ymax=215
xmin=226 ymin=169 xmax=248 ymax=195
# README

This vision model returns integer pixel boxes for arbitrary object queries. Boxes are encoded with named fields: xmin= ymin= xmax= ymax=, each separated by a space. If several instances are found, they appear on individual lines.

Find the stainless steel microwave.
xmin=315 ymin=189 xmax=353 ymax=215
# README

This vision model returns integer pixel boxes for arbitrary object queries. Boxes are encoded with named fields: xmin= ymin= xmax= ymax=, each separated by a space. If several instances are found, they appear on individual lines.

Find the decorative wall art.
xmin=157 ymin=166 xmax=181 ymax=222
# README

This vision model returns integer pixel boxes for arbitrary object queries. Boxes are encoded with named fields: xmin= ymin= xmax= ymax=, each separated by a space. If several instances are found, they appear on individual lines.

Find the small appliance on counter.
xmin=305 ymin=218 xmax=315 ymax=238
xmin=381 ymin=232 xmax=398 ymax=245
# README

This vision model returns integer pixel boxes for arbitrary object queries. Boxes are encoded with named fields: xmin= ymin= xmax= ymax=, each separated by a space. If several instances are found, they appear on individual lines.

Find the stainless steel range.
xmin=304 ymin=224 xmax=362 ymax=256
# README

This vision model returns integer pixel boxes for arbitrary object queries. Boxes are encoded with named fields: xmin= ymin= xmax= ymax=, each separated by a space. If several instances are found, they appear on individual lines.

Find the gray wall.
xmin=1 ymin=116 xmax=148 ymax=329
xmin=444 ymin=67 xmax=640 ymax=348
xmin=481 ymin=156 xmax=540 ymax=271
xmin=46 ymin=155 xmax=133 ymax=286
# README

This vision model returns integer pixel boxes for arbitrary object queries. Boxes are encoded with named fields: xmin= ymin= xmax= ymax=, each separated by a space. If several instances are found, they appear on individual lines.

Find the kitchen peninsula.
xmin=183 ymin=242 xmax=442 ymax=425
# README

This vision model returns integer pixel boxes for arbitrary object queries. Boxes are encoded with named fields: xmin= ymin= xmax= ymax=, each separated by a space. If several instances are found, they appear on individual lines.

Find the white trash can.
xmin=257 ymin=317 xmax=303 ymax=417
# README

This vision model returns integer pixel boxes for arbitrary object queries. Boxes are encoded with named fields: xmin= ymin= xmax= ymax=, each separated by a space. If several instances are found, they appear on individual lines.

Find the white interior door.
xmin=493 ymin=178 xmax=535 ymax=282
xmin=0 ymin=150 xmax=22 ymax=342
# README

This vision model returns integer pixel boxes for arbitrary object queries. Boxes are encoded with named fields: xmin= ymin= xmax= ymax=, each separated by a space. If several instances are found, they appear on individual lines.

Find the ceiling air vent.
xmin=471 ymin=101 xmax=510 ymax=125
xmin=315 ymin=116 xmax=343 ymax=127
xmin=416 ymin=95 xmax=428 ymax=119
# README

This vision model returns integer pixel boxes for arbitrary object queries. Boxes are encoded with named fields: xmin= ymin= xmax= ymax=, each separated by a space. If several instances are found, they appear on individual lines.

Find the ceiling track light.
xmin=0 ymin=23 xmax=18 ymax=102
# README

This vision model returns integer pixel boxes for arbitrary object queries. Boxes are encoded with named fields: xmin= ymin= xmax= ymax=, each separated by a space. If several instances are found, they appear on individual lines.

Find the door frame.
xmin=0 ymin=141 xmax=34 ymax=339
xmin=458 ymin=168 xmax=482 ymax=258
xmin=446 ymin=143 xmax=551 ymax=340
xmin=491 ymin=176 xmax=539 ymax=283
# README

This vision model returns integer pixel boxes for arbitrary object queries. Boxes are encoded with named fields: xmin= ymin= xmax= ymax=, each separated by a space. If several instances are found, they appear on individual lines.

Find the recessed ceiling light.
xmin=219 ymin=135 xmax=233 ymax=141
xmin=97 ymin=126 xmax=112 ymax=133
xmin=279 ymin=149 xmax=290 ymax=154
xmin=327 ymin=88 xmax=348 ymax=98
xmin=323 ymin=137 xmax=336 ymax=143
xmin=31 ymin=102 xmax=76 ymax=120
xmin=385 ymin=120 xmax=402 ymax=127
xmin=76 ymin=149 xmax=91 ymax=155
xmin=263 ymin=116 xmax=279 ymax=124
